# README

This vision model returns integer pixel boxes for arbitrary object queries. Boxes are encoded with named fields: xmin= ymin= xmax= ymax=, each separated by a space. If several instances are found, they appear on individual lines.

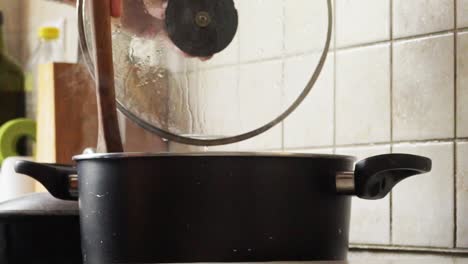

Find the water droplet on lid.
xmin=157 ymin=68 xmax=166 ymax=78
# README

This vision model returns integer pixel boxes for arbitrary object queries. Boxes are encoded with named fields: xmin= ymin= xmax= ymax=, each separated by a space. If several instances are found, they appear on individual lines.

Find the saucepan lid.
xmin=78 ymin=0 xmax=333 ymax=146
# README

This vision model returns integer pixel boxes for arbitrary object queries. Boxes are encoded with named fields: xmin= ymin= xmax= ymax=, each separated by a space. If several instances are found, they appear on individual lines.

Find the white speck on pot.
xmin=269 ymin=236 xmax=274 ymax=240
xmin=338 ymin=228 xmax=342 ymax=235
xmin=232 ymin=249 xmax=238 ymax=252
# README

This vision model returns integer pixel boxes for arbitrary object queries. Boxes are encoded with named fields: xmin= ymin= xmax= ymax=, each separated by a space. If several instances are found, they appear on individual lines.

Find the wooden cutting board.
xmin=36 ymin=62 xmax=98 ymax=165
xmin=35 ymin=62 xmax=168 ymax=191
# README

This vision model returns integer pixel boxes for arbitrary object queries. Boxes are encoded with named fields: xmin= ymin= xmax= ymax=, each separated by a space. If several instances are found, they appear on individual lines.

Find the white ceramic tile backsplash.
xmin=284 ymin=0 xmax=333 ymax=54
xmin=286 ymin=148 xmax=334 ymax=155
xmin=238 ymin=127 xmax=282 ymax=151
xmin=335 ymin=0 xmax=390 ymax=47
xmin=238 ymin=60 xmax=283 ymax=150
xmin=393 ymin=0 xmax=454 ymax=38
xmin=392 ymin=143 xmax=454 ymax=248
xmin=335 ymin=145 xmax=391 ymax=245
xmin=284 ymin=53 xmax=334 ymax=148
xmin=458 ymin=32 xmax=468 ymax=137
xmin=238 ymin=0 xmax=283 ymax=62
xmin=196 ymin=66 xmax=240 ymax=136
xmin=458 ymin=0 xmax=468 ymax=28
xmin=393 ymin=34 xmax=455 ymax=141
xmin=456 ymin=142 xmax=468 ymax=248
xmin=336 ymin=44 xmax=391 ymax=145
xmin=202 ymin=34 xmax=239 ymax=68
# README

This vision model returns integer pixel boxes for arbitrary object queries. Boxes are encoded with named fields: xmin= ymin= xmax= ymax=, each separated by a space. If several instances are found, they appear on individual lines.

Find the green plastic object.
xmin=0 ymin=118 xmax=36 ymax=164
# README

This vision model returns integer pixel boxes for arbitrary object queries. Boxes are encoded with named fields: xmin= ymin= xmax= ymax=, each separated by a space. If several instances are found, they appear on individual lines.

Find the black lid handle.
xmin=354 ymin=154 xmax=432 ymax=200
xmin=14 ymin=160 xmax=78 ymax=201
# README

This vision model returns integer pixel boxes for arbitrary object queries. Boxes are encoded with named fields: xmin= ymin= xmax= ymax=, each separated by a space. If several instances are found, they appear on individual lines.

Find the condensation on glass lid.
xmin=78 ymin=0 xmax=333 ymax=146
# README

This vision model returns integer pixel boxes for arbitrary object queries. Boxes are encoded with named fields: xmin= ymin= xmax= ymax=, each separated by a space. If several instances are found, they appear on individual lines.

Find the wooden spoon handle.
xmin=91 ymin=0 xmax=123 ymax=153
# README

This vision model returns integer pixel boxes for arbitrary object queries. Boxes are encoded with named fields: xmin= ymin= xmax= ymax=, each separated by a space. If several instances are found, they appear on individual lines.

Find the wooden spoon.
xmin=90 ymin=0 xmax=123 ymax=153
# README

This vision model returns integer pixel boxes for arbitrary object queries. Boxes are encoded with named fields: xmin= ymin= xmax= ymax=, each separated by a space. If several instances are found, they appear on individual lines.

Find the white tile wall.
xmin=458 ymin=32 xmax=468 ymax=137
xmin=284 ymin=53 xmax=334 ymax=148
xmin=392 ymin=142 xmax=454 ymax=248
xmin=336 ymin=44 xmax=391 ymax=145
xmin=335 ymin=0 xmax=390 ymax=48
xmin=284 ymin=0 xmax=333 ymax=54
xmin=202 ymin=35 xmax=239 ymax=68
xmin=197 ymin=66 xmax=240 ymax=136
xmin=286 ymin=148 xmax=334 ymax=155
xmin=238 ymin=0 xmax=284 ymax=62
xmin=238 ymin=128 xmax=282 ymax=151
xmin=456 ymin=142 xmax=468 ymax=248
xmin=336 ymin=145 xmax=391 ymax=245
xmin=393 ymin=34 xmax=455 ymax=141
xmin=458 ymin=0 xmax=468 ymax=28
xmin=238 ymin=60 xmax=283 ymax=150
xmin=393 ymin=0 xmax=454 ymax=38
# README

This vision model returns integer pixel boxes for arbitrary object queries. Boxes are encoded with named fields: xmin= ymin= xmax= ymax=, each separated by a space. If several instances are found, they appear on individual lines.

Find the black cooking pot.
xmin=15 ymin=152 xmax=431 ymax=264
xmin=0 ymin=193 xmax=81 ymax=264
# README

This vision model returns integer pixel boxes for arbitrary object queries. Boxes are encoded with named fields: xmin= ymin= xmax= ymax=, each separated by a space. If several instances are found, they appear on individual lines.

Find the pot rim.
xmin=73 ymin=151 xmax=356 ymax=161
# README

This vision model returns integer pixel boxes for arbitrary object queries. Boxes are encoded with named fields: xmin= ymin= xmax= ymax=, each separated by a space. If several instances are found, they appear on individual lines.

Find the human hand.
xmin=67 ymin=0 xmax=213 ymax=59
xmin=120 ymin=0 xmax=213 ymax=60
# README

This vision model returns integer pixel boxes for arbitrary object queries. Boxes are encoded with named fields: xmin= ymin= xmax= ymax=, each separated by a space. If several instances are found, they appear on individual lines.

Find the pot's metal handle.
xmin=337 ymin=154 xmax=432 ymax=200
xmin=14 ymin=160 xmax=78 ymax=201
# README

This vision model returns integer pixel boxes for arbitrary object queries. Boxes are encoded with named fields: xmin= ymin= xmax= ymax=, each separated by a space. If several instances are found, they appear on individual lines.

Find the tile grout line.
xmin=234 ymin=0 xmax=241 ymax=151
xmin=389 ymin=0 xmax=394 ymax=246
xmin=284 ymin=137 xmax=468 ymax=152
xmin=350 ymin=243 xmax=468 ymax=254
xmin=280 ymin=0 xmax=286 ymax=151
xmin=332 ymin=0 xmax=337 ymax=154
xmin=194 ymin=28 xmax=468 ymax=73
xmin=453 ymin=0 xmax=458 ymax=249
xmin=454 ymin=140 xmax=458 ymax=248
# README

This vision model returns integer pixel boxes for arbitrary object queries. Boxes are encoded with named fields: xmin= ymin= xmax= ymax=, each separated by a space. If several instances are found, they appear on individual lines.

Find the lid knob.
xmin=165 ymin=0 xmax=238 ymax=57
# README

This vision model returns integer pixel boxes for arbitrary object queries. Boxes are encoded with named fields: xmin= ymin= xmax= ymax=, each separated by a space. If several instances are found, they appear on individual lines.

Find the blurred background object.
xmin=0 ymin=11 xmax=27 ymax=157
xmin=25 ymin=26 xmax=64 ymax=119
xmin=0 ymin=156 xmax=34 ymax=202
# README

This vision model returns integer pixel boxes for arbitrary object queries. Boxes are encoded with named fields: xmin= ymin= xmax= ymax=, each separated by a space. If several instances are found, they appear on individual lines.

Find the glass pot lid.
xmin=78 ymin=0 xmax=332 ymax=146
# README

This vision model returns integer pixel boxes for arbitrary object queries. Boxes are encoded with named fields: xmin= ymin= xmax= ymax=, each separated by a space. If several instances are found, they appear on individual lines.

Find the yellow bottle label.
xmin=25 ymin=72 xmax=33 ymax=92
